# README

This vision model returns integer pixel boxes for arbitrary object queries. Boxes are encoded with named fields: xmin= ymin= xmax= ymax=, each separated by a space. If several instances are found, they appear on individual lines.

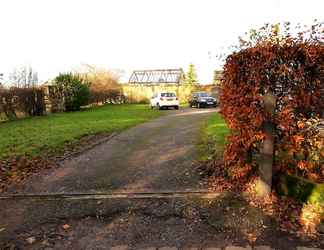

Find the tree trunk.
xmin=256 ymin=92 xmax=276 ymax=197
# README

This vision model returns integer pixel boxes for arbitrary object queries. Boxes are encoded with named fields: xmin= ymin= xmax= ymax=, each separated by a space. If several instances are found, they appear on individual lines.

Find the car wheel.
xmin=175 ymin=106 xmax=179 ymax=110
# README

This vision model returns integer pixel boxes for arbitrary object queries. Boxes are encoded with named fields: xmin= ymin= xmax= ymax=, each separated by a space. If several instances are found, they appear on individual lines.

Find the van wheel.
xmin=175 ymin=106 xmax=179 ymax=110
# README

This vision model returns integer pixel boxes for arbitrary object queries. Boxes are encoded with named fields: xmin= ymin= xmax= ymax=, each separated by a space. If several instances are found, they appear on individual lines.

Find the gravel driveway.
xmin=12 ymin=108 xmax=214 ymax=194
xmin=0 ymin=108 xmax=216 ymax=246
xmin=1 ymin=108 xmax=320 ymax=250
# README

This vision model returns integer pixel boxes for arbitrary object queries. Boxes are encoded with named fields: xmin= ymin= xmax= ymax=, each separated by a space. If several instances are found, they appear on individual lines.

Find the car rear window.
xmin=161 ymin=93 xmax=176 ymax=97
xmin=197 ymin=92 xmax=210 ymax=97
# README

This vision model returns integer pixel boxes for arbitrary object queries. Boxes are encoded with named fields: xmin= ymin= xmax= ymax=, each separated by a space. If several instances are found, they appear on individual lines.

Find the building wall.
xmin=121 ymin=83 xmax=219 ymax=103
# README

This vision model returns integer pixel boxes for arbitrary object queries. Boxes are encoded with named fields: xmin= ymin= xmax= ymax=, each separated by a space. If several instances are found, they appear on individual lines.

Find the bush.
xmin=13 ymin=87 xmax=45 ymax=116
xmin=77 ymin=64 xmax=124 ymax=105
xmin=54 ymin=73 xmax=90 ymax=111
xmin=0 ymin=87 xmax=45 ymax=120
xmin=277 ymin=174 xmax=324 ymax=205
xmin=0 ymin=87 xmax=17 ymax=120
xmin=89 ymin=89 xmax=125 ymax=104
xmin=220 ymin=22 xmax=324 ymax=182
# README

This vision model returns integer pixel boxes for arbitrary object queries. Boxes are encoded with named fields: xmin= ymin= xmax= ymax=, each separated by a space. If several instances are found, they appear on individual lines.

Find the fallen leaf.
xmin=26 ymin=236 xmax=36 ymax=244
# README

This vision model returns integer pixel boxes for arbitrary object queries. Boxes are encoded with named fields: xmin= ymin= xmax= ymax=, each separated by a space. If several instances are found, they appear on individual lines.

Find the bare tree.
xmin=9 ymin=66 xmax=38 ymax=87
xmin=0 ymin=73 xmax=3 ymax=86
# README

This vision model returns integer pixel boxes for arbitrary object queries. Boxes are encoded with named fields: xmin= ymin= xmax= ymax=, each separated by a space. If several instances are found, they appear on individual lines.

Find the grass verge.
xmin=0 ymin=104 xmax=162 ymax=159
xmin=198 ymin=111 xmax=229 ymax=161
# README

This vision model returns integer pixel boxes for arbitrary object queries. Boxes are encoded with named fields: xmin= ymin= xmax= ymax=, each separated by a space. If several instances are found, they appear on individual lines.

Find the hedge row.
xmin=89 ymin=89 xmax=126 ymax=105
xmin=0 ymin=87 xmax=45 ymax=120
xmin=0 ymin=86 xmax=128 ymax=120
xmin=220 ymin=22 xmax=324 ymax=183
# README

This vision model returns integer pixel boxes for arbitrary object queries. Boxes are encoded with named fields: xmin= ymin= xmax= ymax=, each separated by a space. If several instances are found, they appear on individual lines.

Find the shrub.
xmin=0 ymin=87 xmax=45 ymax=120
xmin=0 ymin=87 xmax=17 ymax=120
xmin=13 ymin=87 xmax=45 ymax=116
xmin=220 ymin=22 xmax=324 ymax=184
xmin=77 ymin=64 xmax=124 ymax=105
xmin=54 ymin=73 xmax=90 ymax=111
xmin=277 ymin=174 xmax=324 ymax=205
xmin=89 ymin=89 xmax=125 ymax=104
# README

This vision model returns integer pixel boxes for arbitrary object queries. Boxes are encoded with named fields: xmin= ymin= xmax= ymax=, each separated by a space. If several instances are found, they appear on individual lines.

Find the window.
xmin=161 ymin=93 xmax=176 ymax=97
xmin=197 ymin=92 xmax=210 ymax=97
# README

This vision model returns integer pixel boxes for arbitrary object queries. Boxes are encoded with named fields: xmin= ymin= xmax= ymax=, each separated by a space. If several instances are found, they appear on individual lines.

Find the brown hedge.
xmin=220 ymin=31 xmax=324 ymax=182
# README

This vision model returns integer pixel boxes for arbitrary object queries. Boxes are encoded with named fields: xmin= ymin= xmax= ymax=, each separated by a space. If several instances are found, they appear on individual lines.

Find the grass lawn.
xmin=0 ymin=104 xmax=162 ymax=159
xmin=198 ymin=112 xmax=230 ymax=161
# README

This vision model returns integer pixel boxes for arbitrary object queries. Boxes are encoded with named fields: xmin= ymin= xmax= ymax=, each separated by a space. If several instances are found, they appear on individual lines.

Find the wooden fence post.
xmin=256 ymin=92 xmax=276 ymax=197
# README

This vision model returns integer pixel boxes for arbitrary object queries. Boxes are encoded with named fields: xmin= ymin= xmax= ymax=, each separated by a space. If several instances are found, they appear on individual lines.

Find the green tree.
xmin=54 ymin=73 xmax=90 ymax=111
xmin=186 ymin=63 xmax=198 ymax=85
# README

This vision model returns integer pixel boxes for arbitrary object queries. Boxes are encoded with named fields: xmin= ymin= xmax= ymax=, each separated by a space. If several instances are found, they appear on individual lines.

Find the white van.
xmin=150 ymin=92 xmax=179 ymax=110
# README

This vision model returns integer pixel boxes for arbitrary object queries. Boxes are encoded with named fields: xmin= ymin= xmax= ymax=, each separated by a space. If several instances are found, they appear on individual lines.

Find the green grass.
xmin=277 ymin=174 xmax=324 ymax=205
xmin=0 ymin=104 xmax=162 ymax=159
xmin=198 ymin=112 xmax=230 ymax=161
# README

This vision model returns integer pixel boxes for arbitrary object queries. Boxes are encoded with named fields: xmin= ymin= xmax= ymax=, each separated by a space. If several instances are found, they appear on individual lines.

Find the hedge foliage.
xmin=0 ymin=87 xmax=45 ymax=120
xmin=77 ymin=65 xmax=125 ymax=104
xmin=54 ymin=73 xmax=90 ymax=111
xmin=220 ymin=22 xmax=324 ymax=182
xmin=277 ymin=174 xmax=324 ymax=205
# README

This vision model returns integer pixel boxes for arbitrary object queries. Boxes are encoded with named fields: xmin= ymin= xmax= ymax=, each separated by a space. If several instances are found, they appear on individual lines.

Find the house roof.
xmin=129 ymin=68 xmax=184 ymax=84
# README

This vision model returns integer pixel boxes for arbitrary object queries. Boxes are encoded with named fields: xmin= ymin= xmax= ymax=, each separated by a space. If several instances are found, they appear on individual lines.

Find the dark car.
xmin=189 ymin=92 xmax=218 ymax=108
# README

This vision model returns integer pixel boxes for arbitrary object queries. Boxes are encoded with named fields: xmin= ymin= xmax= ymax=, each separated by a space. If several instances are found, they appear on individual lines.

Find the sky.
xmin=0 ymin=0 xmax=323 ymax=84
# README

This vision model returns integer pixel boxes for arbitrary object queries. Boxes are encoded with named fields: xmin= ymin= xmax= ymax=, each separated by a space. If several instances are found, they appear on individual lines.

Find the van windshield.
xmin=161 ymin=93 xmax=176 ymax=97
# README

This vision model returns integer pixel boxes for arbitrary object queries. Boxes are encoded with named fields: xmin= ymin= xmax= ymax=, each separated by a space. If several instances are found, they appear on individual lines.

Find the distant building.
xmin=123 ymin=68 xmax=190 ymax=103
xmin=213 ymin=70 xmax=223 ymax=84
xmin=128 ymin=68 xmax=185 ymax=85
